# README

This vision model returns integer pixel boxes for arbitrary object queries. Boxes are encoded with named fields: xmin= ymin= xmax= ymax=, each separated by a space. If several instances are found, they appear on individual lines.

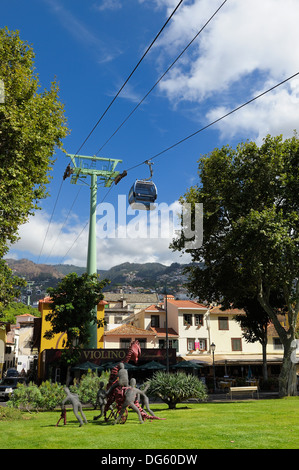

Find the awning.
xmin=182 ymin=354 xmax=286 ymax=365
xmin=182 ymin=356 xmax=213 ymax=366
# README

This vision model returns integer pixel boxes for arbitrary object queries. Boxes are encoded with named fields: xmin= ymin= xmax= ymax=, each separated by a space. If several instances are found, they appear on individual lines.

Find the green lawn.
xmin=1 ymin=398 xmax=299 ymax=449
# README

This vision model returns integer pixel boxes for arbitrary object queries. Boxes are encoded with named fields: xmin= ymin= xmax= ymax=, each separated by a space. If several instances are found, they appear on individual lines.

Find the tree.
xmin=234 ymin=298 xmax=270 ymax=381
xmin=0 ymin=28 xmax=68 ymax=305
xmin=171 ymin=134 xmax=299 ymax=397
xmin=44 ymin=272 xmax=109 ymax=352
xmin=147 ymin=371 xmax=207 ymax=409
xmin=0 ymin=300 xmax=40 ymax=324
xmin=0 ymin=260 xmax=25 ymax=311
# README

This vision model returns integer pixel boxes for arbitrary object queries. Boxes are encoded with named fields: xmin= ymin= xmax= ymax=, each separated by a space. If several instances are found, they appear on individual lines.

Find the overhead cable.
xmin=73 ymin=0 xmax=184 ymax=157
xmin=125 ymin=71 xmax=299 ymax=172
xmin=95 ymin=0 xmax=228 ymax=155
xmin=59 ymin=71 xmax=299 ymax=263
xmin=38 ymin=2 xmax=183 ymax=263
xmin=37 ymin=178 xmax=64 ymax=264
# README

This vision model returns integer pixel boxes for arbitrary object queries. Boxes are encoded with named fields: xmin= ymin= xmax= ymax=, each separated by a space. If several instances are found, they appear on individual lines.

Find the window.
xmin=184 ymin=314 xmax=192 ymax=326
xmin=195 ymin=314 xmax=204 ymax=326
xmin=273 ymin=337 xmax=283 ymax=350
xmin=198 ymin=338 xmax=207 ymax=351
xmin=231 ymin=338 xmax=242 ymax=351
xmin=151 ymin=315 xmax=160 ymax=328
xmin=120 ymin=338 xmax=132 ymax=349
xmin=159 ymin=339 xmax=178 ymax=351
xmin=136 ymin=338 xmax=146 ymax=349
xmin=218 ymin=316 xmax=229 ymax=330
xmin=188 ymin=338 xmax=207 ymax=351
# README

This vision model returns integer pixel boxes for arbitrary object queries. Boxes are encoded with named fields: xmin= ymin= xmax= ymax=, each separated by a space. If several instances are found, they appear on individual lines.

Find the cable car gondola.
xmin=128 ymin=161 xmax=157 ymax=210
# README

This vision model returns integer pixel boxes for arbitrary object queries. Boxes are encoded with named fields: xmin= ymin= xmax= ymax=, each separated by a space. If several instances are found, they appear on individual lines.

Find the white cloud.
xmin=94 ymin=0 xmax=122 ymax=11
xmin=206 ymin=78 xmax=299 ymax=143
xmin=7 ymin=211 xmax=87 ymax=263
xmin=7 ymin=200 xmax=192 ymax=270
xmin=153 ymin=0 xmax=299 ymax=140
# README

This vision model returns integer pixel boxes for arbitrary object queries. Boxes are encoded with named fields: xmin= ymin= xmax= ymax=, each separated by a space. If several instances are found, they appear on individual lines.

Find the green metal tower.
xmin=65 ymin=154 xmax=122 ymax=348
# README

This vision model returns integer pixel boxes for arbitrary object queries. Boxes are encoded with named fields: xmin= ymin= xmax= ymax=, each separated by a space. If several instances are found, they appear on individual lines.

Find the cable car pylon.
xmin=64 ymin=154 xmax=122 ymax=348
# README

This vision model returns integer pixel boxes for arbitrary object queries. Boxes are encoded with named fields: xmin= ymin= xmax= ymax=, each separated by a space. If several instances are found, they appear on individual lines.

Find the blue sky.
xmin=3 ymin=0 xmax=299 ymax=269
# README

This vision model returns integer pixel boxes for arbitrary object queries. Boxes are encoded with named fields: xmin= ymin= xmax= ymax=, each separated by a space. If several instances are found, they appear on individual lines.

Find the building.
xmin=166 ymin=296 xmax=209 ymax=356
xmin=15 ymin=313 xmax=38 ymax=374
xmin=103 ymin=292 xmax=159 ymax=330
xmin=35 ymin=296 xmax=106 ymax=381
xmin=124 ymin=297 xmax=299 ymax=379
xmin=0 ymin=322 xmax=9 ymax=379
xmin=104 ymin=323 xmax=156 ymax=350
xmin=32 ymin=292 xmax=299 ymax=383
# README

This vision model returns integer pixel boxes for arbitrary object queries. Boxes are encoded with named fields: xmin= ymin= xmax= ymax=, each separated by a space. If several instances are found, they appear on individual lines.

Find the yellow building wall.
xmin=97 ymin=301 xmax=105 ymax=348
xmin=0 ymin=326 xmax=6 ymax=379
xmin=37 ymin=298 xmax=105 ymax=379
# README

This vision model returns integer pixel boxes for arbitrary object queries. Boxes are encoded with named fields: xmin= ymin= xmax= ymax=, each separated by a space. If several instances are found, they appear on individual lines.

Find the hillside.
xmin=5 ymin=258 xmax=62 ymax=280
xmin=5 ymin=258 xmax=191 ymax=293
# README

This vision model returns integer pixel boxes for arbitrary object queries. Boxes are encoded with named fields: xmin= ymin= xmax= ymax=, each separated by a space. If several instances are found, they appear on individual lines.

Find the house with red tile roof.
xmin=165 ymin=298 xmax=209 ymax=357
xmin=104 ymin=323 xmax=156 ymax=350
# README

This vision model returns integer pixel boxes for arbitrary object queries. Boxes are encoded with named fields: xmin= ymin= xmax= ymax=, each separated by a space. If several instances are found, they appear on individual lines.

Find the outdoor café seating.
xmin=218 ymin=378 xmax=236 ymax=390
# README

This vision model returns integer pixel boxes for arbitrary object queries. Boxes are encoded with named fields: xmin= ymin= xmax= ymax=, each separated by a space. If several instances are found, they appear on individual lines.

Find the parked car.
xmin=5 ymin=368 xmax=19 ymax=377
xmin=0 ymin=377 xmax=26 ymax=401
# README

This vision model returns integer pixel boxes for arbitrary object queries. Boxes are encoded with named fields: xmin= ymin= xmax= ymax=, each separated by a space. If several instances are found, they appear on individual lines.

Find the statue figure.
xmin=113 ymin=378 xmax=158 ymax=425
xmin=106 ymin=362 xmax=129 ymax=396
xmin=131 ymin=379 xmax=158 ymax=418
xmin=56 ymin=406 xmax=67 ymax=426
xmin=93 ymin=381 xmax=110 ymax=421
xmin=62 ymin=386 xmax=88 ymax=427
xmin=103 ymin=341 xmax=165 ymax=424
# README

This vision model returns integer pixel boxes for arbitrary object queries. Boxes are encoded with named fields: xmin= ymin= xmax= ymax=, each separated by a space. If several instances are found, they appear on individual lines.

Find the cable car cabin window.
xmin=136 ymin=182 xmax=156 ymax=196
xmin=128 ymin=180 xmax=157 ymax=211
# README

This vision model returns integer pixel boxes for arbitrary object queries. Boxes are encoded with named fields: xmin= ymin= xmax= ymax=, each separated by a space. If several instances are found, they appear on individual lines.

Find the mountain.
xmin=5 ymin=258 xmax=62 ymax=280
xmin=5 ymin=258 xmax=191 ymax=292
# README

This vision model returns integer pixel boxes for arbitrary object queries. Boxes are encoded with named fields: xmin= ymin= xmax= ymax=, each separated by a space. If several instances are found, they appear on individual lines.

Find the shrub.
xmin=38 ymin=381 xmax=65 ymax=410
xmin=72 ymin=370 xmax=110 ymax=408
xmin=147 ymin=371 xmax=208 ymax=409
xmin=7 ymin=370 xmax=111 ymax=412
xmin=8 ymin=382 xmax=42 ymax=412
xmin=0 ymin=406 xmax=24 ymax=421
xmin=8 ymin=381 xmax=65 ymax=411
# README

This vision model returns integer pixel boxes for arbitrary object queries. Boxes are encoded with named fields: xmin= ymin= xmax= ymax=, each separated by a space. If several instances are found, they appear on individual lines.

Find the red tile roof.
xmin=104 ymin=324 xmax=156 ymax=337
xmin=150 ymin=327 xmax=178 ymax=338
xmin=16 ymin=313 xmax=37 ymax=318
xmin=145 ymin=304 xmax=165 ymax=312
xmin=210 ymin=306 xmax=245 ymax=315
xmin=167 ymin=299 xmax=207 ymax=309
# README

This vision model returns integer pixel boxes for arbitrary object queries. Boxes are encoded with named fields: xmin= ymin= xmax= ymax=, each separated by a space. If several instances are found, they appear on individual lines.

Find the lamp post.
xmin=164 ymin=284 xmax=169 ymax=373
xmin=210 ymin=342 xmax=216 ymax=393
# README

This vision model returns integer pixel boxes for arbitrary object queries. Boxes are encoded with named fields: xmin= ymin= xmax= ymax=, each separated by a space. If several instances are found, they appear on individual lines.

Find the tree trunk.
xmin=279 ymin=340 xmax=297 ymax=397
xmin=257 ymin=281 xmax=298 ymax=397
xmin=262 ymin=341 xmax=268 ymax=381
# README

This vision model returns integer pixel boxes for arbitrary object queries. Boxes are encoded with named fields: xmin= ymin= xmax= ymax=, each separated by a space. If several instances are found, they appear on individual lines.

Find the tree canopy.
xmin=172 ymin=134 xmax=299 ymax=396
xmin=0 ymin=27 xmax=69 ymax=307
xmin=0 ymin=300 xmax=39 ymax=324
xmin=44 ymin=272 xmax=109 ymax=351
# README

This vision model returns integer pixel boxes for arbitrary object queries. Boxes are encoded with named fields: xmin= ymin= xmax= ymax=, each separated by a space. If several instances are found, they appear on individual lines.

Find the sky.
xmin=3 ymin=0 xmax=299 ymax=270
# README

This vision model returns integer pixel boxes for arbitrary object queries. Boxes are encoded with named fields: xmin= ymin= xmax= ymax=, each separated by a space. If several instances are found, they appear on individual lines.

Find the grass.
xmin=1 ymin=398 xmax=299 ymax=449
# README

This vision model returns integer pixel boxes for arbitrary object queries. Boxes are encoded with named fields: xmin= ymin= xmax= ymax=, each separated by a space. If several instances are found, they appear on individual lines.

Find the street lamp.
xmin=210 ymin=342 xmax=216 ymax=393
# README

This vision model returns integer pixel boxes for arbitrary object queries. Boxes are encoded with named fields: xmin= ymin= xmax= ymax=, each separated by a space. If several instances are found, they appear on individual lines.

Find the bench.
xmin=227 ymin=386 xmax=259 ymax=400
